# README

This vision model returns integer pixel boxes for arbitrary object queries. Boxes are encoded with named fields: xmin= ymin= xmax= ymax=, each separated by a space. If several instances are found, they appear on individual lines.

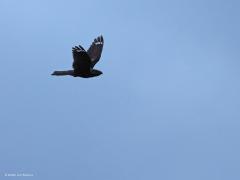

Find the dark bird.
xmin=52 ymin=35 xmax=104 ymax=78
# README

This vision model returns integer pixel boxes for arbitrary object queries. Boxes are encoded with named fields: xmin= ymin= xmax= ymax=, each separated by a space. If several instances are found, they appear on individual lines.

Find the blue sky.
xmin=0 ymin=0 xmax=240 ymax=179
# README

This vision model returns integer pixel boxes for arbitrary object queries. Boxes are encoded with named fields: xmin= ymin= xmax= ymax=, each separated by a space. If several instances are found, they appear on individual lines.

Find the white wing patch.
xmin=94 ymin=42 xmax=103 ymax=45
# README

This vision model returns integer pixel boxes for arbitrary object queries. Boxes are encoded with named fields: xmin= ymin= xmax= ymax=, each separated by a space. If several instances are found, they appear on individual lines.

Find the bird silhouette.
xmin=52 ymin=35 xmax=104 ymax=78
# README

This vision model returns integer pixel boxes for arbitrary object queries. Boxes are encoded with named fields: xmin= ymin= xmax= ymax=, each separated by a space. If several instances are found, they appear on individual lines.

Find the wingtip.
xmin=99 ymin=35 xmax=104 ymax=42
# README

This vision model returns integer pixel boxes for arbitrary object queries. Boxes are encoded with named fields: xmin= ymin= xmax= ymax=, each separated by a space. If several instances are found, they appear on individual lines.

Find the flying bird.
xmin=52 ymin=35 xmax=104 ymax=78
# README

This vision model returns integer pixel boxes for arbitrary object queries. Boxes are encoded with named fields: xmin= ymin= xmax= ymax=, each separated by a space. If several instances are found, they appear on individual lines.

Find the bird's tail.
xmin=51 ymin=70 xmax=74 ymax=76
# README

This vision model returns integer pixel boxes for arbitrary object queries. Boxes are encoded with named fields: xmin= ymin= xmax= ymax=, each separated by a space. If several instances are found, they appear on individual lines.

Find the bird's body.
xmin=52 ymin=35 xmax=104 ymax=78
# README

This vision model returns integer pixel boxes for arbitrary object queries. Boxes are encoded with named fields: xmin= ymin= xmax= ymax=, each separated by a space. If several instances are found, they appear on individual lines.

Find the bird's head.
xmin=91 ymin=69 xmax=103 ymax=77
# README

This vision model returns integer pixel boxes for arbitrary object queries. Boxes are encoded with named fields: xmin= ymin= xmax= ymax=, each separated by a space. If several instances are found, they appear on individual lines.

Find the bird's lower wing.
xmin=72 ymin=45 xmax=91 ymax=74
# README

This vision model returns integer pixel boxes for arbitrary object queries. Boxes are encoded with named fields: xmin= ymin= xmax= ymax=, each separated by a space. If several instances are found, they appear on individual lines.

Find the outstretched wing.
xmin=72 ymin=45 xmax=91 ymax=74
xmin=87 ymin=35 xmax=104 ymax=68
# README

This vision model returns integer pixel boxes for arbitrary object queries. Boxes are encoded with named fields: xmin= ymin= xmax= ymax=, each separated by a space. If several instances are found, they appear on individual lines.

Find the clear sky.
xmin=0 ymin=0 xmax=240 ymax=179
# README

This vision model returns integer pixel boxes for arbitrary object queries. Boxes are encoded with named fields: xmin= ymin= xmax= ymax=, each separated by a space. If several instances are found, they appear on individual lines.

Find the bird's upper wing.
xmin=72 ymin=45 xmax=91 ymax=74
xmin=87 ymin=35 xmax=104 ymax=68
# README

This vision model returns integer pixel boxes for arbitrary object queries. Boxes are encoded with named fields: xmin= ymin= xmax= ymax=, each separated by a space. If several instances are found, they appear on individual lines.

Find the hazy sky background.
xmin=0 ymin=0 xmax=240 ymax=179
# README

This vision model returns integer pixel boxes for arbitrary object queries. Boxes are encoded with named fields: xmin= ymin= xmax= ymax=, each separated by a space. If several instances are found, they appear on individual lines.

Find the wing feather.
xmin=87 ymin=35 xmax=104 ymax=68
